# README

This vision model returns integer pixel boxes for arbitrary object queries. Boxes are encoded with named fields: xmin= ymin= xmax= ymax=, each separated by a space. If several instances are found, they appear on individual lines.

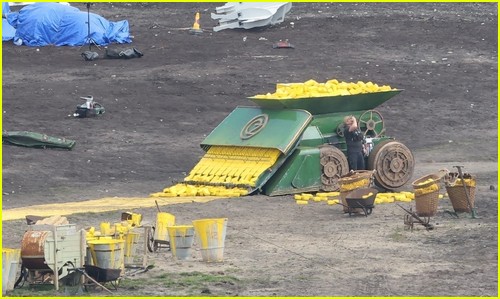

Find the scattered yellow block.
xmin=317 ymin=191 xmax=340 ymax=197
xmin=301 ymin=194 xmax=314 ymax=200
xmin=362 ymin=192 xmax=373 ymax=199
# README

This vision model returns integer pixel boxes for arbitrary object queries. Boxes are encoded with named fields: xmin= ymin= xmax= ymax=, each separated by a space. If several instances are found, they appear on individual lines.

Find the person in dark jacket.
xmin=343 ymin=115 xmax=365 ymax=171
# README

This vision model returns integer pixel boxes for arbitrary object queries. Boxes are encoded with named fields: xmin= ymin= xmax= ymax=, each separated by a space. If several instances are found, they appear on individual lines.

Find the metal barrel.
xmin=87 ymin=239 xmax=125 ymax=270
xmin=192 ymin=218 xmax=227 ymax=262
xmin=167 ymin=225 xmax=195 ymax=260
xmin=20 ymin=230 xmax=52 ymax=270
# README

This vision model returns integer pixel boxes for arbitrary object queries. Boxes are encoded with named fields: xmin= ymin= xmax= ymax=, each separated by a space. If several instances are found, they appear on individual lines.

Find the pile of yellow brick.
xmin=252 ymin=79 xmax=395 ymax=100
xmin=294 ymin=191 xmax=445 ymax=205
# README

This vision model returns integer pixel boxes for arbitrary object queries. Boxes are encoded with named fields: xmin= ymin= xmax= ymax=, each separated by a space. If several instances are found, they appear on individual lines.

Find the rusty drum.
xmin=21 ymin=230 xmax=52 ymax=270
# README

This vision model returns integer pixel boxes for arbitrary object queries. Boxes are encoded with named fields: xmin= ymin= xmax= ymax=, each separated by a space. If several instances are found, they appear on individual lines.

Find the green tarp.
xmin=3 ymin=131 xmax=75 ymax=150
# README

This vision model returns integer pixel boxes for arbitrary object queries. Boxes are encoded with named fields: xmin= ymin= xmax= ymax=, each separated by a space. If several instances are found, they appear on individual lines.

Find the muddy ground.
xmin=2 ymin=2 xmax=498 ymax=297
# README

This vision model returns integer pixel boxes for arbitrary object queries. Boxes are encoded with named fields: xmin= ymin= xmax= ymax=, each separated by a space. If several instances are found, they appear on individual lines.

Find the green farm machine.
xmin=185 ymin=89 xmax=415 ymax=196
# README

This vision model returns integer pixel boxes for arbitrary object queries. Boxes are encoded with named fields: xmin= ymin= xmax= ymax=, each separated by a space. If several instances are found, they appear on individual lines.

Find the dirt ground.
xmin=2 ymin=2 xmax=498 ymax=297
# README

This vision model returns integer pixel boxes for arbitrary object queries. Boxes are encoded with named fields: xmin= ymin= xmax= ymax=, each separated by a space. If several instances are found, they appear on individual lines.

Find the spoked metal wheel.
xmin=368 ymin=140 xmax=415 ymax=190
xmin=359 ymin=109 xmax=385 ymax=137
xmin=336 ymin=123 xmax=346 ymax=137
xmin=319 ymin=145 xmax=349 ymax=191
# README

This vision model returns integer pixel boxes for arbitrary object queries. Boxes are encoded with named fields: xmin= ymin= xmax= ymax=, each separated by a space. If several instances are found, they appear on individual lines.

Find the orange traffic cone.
xmin=189 ymin=12 xmax=203 ymax=35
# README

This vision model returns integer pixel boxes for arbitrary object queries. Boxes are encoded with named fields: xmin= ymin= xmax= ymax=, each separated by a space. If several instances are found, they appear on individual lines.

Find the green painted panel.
xmin=299 ymin=126 xmax=324 ymax=147
xmin=263 ymin=147 xmax=321 ymax=196
xmin=201 ymin=106 xmax=312 ymax=154
xmin=291 ymin=155 xmax=321 ymax=189
xmin=248 ymin=90 xmax=403 ymax=115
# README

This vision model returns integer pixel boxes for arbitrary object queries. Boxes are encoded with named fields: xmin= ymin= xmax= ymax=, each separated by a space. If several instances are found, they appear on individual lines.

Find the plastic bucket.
xmin=192 ymin=218 xmax=227 ymax=262
xmin=2 ymin=248 xmax=21 ymax=295
xmin=87 ymin=239 xmax=125 ymax=270
xmin=167 ymin=225 xmax=195 ymax=260
xmin=154 ymin=213 xmax=176 ymax=242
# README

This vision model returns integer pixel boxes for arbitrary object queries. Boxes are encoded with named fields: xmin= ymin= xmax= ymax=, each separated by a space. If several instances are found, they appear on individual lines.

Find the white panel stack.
xmin=211 ymin=2 xmax=292 ymax=32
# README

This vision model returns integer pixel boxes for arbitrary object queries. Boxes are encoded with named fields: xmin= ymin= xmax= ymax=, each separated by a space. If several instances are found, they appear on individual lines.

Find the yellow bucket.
xmin=131 ymin=213 xmax=142 ymax=226
xmin=2 ymin=248 xmax=21 ymax=295
xmin=167 ymin=225 xmax=195 ymax=260
xmin=100 ymin=222 xmax=112 ymax=236
xmin=154 ymin=212 xmax=175 ymax=242
xmin=87 ymin=239 xmax=125 ymax=270
xmin=192 ymin=218 xmax=227 ymax=262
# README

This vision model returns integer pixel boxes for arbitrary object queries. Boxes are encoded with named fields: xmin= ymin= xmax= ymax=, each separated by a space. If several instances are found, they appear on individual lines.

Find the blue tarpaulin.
xmin=2 ymin=2 xmax=10 ymax=14
xmin=5 ymin=2 xmax=131 ymax=46
xmin=3 ymin=19 xmax=16 ymax=41
xmin=2 ymin=1 xmax=15 ymax=40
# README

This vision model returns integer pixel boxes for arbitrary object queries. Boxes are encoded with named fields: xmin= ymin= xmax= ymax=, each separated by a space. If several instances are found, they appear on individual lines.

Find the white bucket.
xmin=167 ymin=225 xmax=195 ymax=260
xmin=2 ymin=248 xmax=21 ymax=295
xmin=192 ymin=218 xmax=227 ymax=262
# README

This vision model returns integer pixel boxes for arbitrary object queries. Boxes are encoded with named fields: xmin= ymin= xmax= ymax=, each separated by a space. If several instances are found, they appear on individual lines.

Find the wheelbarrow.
xmin=83 ymin=265 xmax=121 ymax=291
xmin=343 ymin=187 xmax=378 ymax=216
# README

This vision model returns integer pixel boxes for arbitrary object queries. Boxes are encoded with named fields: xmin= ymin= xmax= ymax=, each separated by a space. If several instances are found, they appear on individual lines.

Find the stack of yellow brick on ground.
xmin=295 ymin=192 xmax=341 ymax=205
xmin=375 ymin=192 xmax=414 ymax=204
xmin=151 ymin=146 xmax=281 ymax=197
xmin=293 ymin=191 xmax=447 ymax=205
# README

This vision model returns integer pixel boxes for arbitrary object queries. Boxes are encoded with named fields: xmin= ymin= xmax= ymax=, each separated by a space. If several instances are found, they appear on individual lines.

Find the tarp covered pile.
xmin=2 ymin=2 xmax=131 ymax=46
xmin=2 ymin=3 xmax=16 ymax=41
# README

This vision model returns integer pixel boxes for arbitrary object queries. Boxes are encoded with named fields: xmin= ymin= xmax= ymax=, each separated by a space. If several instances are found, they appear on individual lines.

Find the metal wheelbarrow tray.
xmin=345 ymin=187 xmax=379 ymax=216
xmin=84 ymin=265 xmax=121 ymax=290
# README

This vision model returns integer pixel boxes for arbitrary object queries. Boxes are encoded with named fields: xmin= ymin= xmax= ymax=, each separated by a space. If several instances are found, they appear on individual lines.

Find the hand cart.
xmin=343 ymin=187 xmax=378 ymax=216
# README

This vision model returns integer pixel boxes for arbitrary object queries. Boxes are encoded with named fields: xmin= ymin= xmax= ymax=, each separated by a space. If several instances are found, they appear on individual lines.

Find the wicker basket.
xmin=411 ymin=173 xmax=441 ymax=189
xmin=339 ymin=170 xmax=373 ymax=213
xmin=414 ymin=191 xmax=440 ymax=217
xmin=412 ymin=173 xmax=443 ymax=217
xmin=339 ymin=171 xmax=373 ymax=190
xmin=445 ymin=172 xmax=477 ymax=213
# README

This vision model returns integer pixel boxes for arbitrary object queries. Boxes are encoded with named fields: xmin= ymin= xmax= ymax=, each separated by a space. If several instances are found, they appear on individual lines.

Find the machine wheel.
xmin=319 ymin=145 xmax=349 ymax=191
xmin=359 ymin=110 xmax=385 ymax=137
xmin=147 ymin=226 xmax=157 ymax=253
xmin=368 ymin=140 xmax=415 ymax=190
